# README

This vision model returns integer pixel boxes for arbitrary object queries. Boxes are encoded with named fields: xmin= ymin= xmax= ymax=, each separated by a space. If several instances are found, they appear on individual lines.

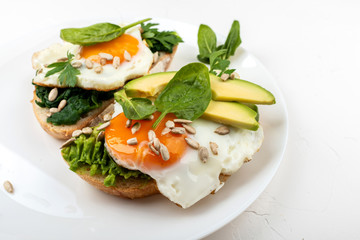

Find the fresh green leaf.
xmin=60 ymin=18 xmax=151 ymax=46
xmin=45 ymin=52 xmax=80 ymax=87
xmin=209 ymin=49 xmax=227 ymax=68
xmin=141 ymin=22 xmax=183 ymax=53
xmin=222 ymin=20 xmax=241 ymax=59
xmin=34 ymin=85 xmax=114 ymax=125
xmin=197 ymin=24 xmax=217 ymax=63
xmin=196 ymin=20 xmax=241 ymax=75
xmin=58 ymin=63 xmax=80 ymax=87
xmin=152 ymin=63 xmax=212 ymax=128
xmin=114 ymin=89 xmax=156 ymax=120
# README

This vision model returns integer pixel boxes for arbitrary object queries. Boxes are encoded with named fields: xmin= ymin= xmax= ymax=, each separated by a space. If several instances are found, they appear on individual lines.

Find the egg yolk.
xmin=80 ymin=34 xmax=139 ymax=64
xmin=105 ymin=112 xmax=188 ymax=172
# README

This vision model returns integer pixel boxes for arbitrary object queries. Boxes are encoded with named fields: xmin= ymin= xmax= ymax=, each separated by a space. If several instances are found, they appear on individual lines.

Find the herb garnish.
xmin=45 ymin=52 xmax=80 ymax=87
xmin=115 ymin=63 xmax=211 ymax=128
xmin=60 ymin=18 xmax=151 ymax=46
xmin=114 ymin=89 xmax=156 ymax=120
xmin=197 ymin=20 xmax=241 ymax=76
xmin=141 ymin=22 xmax=183 ymax=53
xmin=152 ymin=63 xmax=211 ymax=128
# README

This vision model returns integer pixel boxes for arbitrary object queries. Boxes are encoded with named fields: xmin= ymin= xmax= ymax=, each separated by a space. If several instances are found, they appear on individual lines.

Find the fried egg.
xmin=104 ymin=105 xmax=264 ymax=208
xmin=32 ymin=26 xmax=153 ymax=91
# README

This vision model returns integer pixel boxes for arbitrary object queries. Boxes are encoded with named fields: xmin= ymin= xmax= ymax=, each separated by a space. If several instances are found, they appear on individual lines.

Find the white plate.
xmin=0 ymin=18 xmax=288 ymax=239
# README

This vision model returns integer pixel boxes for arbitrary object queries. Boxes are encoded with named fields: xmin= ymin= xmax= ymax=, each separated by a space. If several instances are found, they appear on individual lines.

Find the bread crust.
xmin=63 ymin=152 xmax=230 ymax=199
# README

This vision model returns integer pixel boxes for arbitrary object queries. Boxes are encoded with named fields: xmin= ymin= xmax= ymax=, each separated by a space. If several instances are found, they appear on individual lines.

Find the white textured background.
xmin=1 ymin=0 xmax=360 ymax=239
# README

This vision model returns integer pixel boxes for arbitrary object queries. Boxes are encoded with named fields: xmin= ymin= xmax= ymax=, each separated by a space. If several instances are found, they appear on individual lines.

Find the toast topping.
xmin=185 ymin=138 xmax=199 ymax=149
xmin=48 ymin=88 xmax=58 ymax=102
xmin=198 ymin=146 xmax=209 ymax=163
xmin=214 ymin=126 xmax=230 ymax=135
xmin=209 ymin=142 xmax=219 ymax=155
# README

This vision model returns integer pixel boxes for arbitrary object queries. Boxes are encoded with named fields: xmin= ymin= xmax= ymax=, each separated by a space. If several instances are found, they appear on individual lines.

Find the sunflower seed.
xmin=97 ymin=121 xmax=110 ymax=131
xmin=124 ymin=50 xmax=131 ymax=61
xmin=182 ymin=124 xmax=196 ymax=134
xmin=146 ymin=114 xmax=154 ymax=120
xmin=161 ymin=127 xmax=171 ymax=135
xmin=37 ymin=68 xmax=43 ymax=74
xmin=171 ymin=127 xmax=186 ymax=134
xmin=214 ymin=126 xmax=230 ymax=135
xmin=71 ymin=61 xmax=82 ymax=68
xmin=113 ymin=56 xmax=120 ymax=69
xmin=127 ymin=137 xmax=138 ymax=145
xmin=3 ymin=181 xmax=13 ymax=193
xmin=153 ymin=138 xmax=160 ymax=150
xmin=209 ymin=142 xmax=219 ymax=155
xmin=100 ymin=58 xmax=107 ymax=66
xmin=72 ymin=129 xmax=82 ymax=138
xmin=82 ymin=127 xmax=93 ymax=135
xmin=131 ymin=122 xmax=141 ymax=134
xmin=98 ymin=52 xmax=113 ymax=60
xmin=153 ymin=52 xmax=159 ymax=63
xmin=96 ymin=131 xmax=105 ymax=141
xmin=60 ymin=138 xmax=75 ymax=149
xmin=220 ymin=73 xmax=229 ymax=81
xmin=159 ymin=143 xmax=170 ymax=161
xmin=173 ymin=119 xmax=192 ymax=124
xmin=58 ymin=99 xmax=67 ymax=111
xmin=103 ymin=113 xmax=112 ymax=122
xmin=230 ymin=72 xmax=240 ymax=79
xmin=148 ymin=142 xmax=159 ymax=155
xmin=198 ymin=146 xmax=209 ymax=163
xmin=57 ymin=57 xmax=68 ymax=62
xmin=94 ymin=66 xmax=103 ymax=74
xmin=126 ymin=119 xmax=132 ymax=128
xmin=165 ymin=120 xmax=175 ymax=129
xmin=148 ymin=130 xmax=156 ymax=142
xmin=48 ymin=88 xmax=58 ymax=101
xmin=49 ymin=107 xmax=59 ymax=113
xmin=85 ymin=59 xmax=93 ymax=69
xmin=185 ymin=138 xmax=199 ymax=149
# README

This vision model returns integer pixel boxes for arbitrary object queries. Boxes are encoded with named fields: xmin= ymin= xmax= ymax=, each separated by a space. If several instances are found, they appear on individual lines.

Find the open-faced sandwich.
xmin=31 ymin=18 xmax=182 ymax=139
xmin=57 ymin=20 xmax=276 ymax=208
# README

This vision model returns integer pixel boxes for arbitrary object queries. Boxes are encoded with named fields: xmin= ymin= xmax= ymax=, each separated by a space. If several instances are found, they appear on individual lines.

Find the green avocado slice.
xmin=125 ymin=72 xmax=275 ymax=105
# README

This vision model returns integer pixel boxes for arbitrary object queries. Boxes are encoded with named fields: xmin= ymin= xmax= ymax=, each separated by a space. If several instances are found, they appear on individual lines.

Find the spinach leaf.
xmin=141 ymin=23 xmax=183 ymax=53
xmin=60 ymin=18 xmax=151 ymax=46
xmin=152 ymin=63 xmax=212 ymax=128
xmin=197 ymin=24 xmax=217 ymax=63
xmin=45 ymin=52 xmax=80 ymax=87
xmin=114 ymin=89 xmax=156 ymax=120
xmin=35 ymin=85 xmax=113 ymax=125
xmin=196 ymin=20 xmax=241 ymax=76
xmin=222 ymin=20 xmax=241 ymax=59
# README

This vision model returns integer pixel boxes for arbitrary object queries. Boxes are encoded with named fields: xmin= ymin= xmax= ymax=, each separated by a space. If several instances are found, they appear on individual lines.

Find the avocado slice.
xmin=210 ymin=74 xmax=275 ymax=105
xmin=125 ymin=72 xmax=275 ymax=105
xmin=202 ymin=100 xmax=259 ymax=131
xmin=125 ymin=71 xmax=176 ymax=98
xmin=243 ymin=103 xmax=260 ymax=121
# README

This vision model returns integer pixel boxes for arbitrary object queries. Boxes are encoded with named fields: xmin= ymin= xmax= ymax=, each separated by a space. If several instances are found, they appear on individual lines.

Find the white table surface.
xmin=1 ymin=0 xmax=359 ymax=239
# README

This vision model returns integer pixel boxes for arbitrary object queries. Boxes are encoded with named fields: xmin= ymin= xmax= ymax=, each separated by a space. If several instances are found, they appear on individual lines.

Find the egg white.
xmin=108 ymin=103 xmax=264 ymax=208
xmin=32 ymin=26 xmax=154 ymax=91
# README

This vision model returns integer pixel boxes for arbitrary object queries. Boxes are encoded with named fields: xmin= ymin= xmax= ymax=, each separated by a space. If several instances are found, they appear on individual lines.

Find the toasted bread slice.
xmin=62 ymin=152 xmax=230 ymax=199
xmin=32 ymin=48 xmax=178 ymax=139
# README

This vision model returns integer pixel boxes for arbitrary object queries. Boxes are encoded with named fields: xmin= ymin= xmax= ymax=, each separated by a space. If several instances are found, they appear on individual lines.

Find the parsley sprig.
xmin=141 ymin=23 xmax=183 ymax=53
xmin=45 ymin=51 xmax=80 ymax=87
